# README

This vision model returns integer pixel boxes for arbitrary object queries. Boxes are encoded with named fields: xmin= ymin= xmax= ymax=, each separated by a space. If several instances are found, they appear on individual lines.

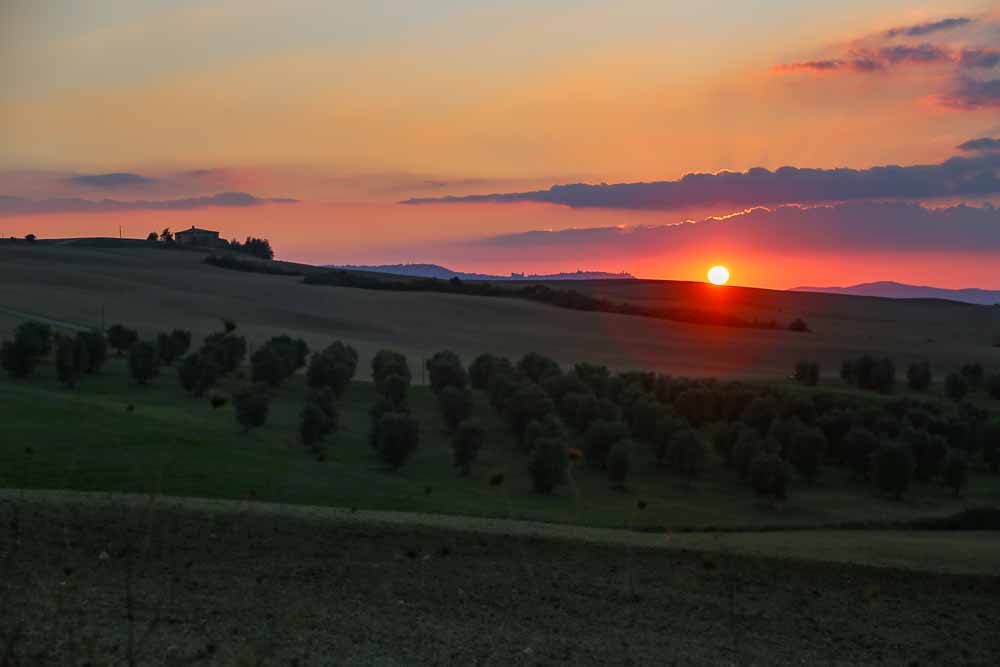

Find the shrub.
xmin=426 ymin=350 xmax=467 ymax=394
xmin=306 ymin=341 xmax=358 ymax=396
xmin=960 ymin=363 xmax=984 ymax=388
xmin=380 ymin=373 xmax=410 ymax=408
xmin=794 ymin=360 xmax=820 ymax=386
xmin=789 ymin=426 xmax=826 ymax=483
xmin=452 ymin=419 xmax=485 ymax=475
xmin=732 ymin=429 xmax=763 ymax=480
xmin=504 ymin=382 xmax=556 ymax=445
xmin=529 ymin=436 xmax=568 ymax=494
xmin=439 ymin=385 xmax=473 ymax=431
xmin=652 ymin=410 xmax=688 ymax=466
xmin=942 ymin=449 xmax=968 ymax=498
xmin=907 ymin=361 xmax=932 ymax=392
xmin=750 ymin=454 xmax=788 ymax=502
xmin=901 ymin=427 xmax=947 ymax=482
xmin=742 ymin=395 xmax=779 ymax=436
xmin=844 ymin=427 xmax=879 ymax=479
xmin=251 ymin=345 xmax=288 ymax=387
xmin=674 ymin=387 xmax=717 ymax=427
xmin=517 ymin=352 xmax=561 ymax=384
xmin=300 ymin=403 xmax=331 ymax=452
xmin=842 ymin=355 xmax=895 ymax=393
xmin=987 ymin=374 xmax=1000 ymax=401
xmin=107 ymin=324 xmax=138 ymax=356
xmin=15 ymin=321 xmax=53 ymax=358
xmin=596 ymin=397 xmax=622 ymax=422
xmin=1 ymin=338 xmax=38 ymax=379
xmin=628 ymin=395 xmax=660 ymax=442
xmin=300 ymin=388 xmax=337 ymax=452
xmin=128 ymin=341 xmax=159 ymax=385
xmin=178 ymin=352 xmax=221 ymax=396
xmin=944 ymin=372 xmax=969 ymax=401
xmin=767 ymin=417 xmax=803 ymax=456
xmin=201 ymin=329 xmax=246 ymax=374
xmin=250 ymin=336 xmax=309 ymax=387
xmin=72 ymin=330 xmax=106 ymax=373
xmin=559 ymin=392 xmax=593 ymax=431
xmin=469 ymin=353 xmax=502 ymax=390
xmin=817 ymin=409 xmax=854 ymax=462
xmin=372 ymin=349 xmax=411 ymax=390
xmin=157 ymin=329 xmax=192 ymax=365
xmin=55 ymin=336 xmax=88 ymax=388
xmin=233 ymin=383 xmax=270 ymax=433
xmin=606 ymin=440 xmax=633 ymax=489
xmin=787 ymin=318 xmax=810 ymax=333
xmin=541 ymin=371 xmax=588 ymax=404
xmin=982 ymin=421 xmax=1000 ymax=474
xmin=666 ymin=428 xmax=709 ymax=479
xmin=710 ymin=421 xmax=741 ymax=468
xmin=872 ymin=444 xmax=914 ymax=500
xmin=374 ymin=412 xmax=419 ymax=470
xmin=583 ymin=419 xmax=629 ymax=469
xmin=524 ymin=414 xmax=566 ymax=454
xmin=486 ymin=365 xmax=520 ymax=412
xmin=573 ymin=362 xmax=610 ymax=397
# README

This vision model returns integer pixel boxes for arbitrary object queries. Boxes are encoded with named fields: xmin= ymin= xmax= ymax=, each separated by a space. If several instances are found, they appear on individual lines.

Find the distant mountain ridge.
xmin=328 ymin=263 xmax=634 ymax=281
xmin=791 ymin=281 xmax=1000 ymax=305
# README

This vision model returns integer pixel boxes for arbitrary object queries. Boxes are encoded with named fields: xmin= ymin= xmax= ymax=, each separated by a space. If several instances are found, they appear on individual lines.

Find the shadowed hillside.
xmin=2 ymin=243 xmax=999 ymax=379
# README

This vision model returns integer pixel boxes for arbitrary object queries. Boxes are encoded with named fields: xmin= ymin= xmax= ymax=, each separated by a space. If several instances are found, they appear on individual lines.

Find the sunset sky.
xmin=2 ymin=1 xmax=999 ymax=288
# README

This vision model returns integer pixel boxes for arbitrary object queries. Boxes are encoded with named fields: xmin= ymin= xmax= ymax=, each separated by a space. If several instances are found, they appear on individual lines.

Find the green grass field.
xmin=3 ymin=356 xmax=998 ymax=534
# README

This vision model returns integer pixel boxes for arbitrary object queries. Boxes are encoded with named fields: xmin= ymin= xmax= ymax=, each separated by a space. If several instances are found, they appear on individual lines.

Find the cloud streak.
xmin=402 ymin=154 xmax=1000 ymax=210
xmin=0 ymin=191 xmax=297 ymax=217
xmin=959 ymin=48 xmax=1000 ymax=69
xmin=957 ymin=137 xmax=1000 ymax=152
xmin=773 ymin=14 xmax=998 ymax=111
xmin=940 ymin=77 xmax=1000 ymax=109
xmin=474 ymin=202 xmax=1000 ymax=254
xmin=883 ymin=17 xmax=974 ymax=38
xmin=67 ymin=172 xmax=156 ymax=188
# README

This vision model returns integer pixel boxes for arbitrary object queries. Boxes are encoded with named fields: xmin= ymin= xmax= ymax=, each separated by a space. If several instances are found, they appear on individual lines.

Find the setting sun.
xmin=708 ymin=265 xmax=730 ymax=285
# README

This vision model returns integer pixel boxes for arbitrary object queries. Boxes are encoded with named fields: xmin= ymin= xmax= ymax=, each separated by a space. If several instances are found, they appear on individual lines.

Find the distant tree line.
xmin=203 ymin=254 xmax=303 ymax=276
xmin=298 ymin=269 xmax=812 ymax=333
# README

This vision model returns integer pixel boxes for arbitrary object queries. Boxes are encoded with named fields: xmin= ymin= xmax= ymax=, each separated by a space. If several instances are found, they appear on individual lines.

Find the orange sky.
xmin=2 ymin=1 xmax=998 ymax=288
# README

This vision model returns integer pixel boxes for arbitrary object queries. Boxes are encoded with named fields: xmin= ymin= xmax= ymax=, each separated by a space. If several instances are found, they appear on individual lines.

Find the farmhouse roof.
xmin=176 ymin=226 xmax=219 ymax=234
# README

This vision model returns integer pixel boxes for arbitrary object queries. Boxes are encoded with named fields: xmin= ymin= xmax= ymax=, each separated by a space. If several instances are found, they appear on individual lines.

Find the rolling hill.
xmin=792 ymin=281 xmax=1000 ymax=306
xmin=2 ymin=243 xmax=999 ymax=379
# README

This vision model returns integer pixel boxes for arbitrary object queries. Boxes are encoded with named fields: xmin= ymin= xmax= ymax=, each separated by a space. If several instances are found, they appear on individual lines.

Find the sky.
xmin=2 ymin=1 xmax=999 ymax=288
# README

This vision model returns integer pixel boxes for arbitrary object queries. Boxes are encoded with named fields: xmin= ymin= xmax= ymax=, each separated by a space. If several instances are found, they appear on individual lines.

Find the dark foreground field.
xmin=3 ymin=493 xmax=999 ymax=666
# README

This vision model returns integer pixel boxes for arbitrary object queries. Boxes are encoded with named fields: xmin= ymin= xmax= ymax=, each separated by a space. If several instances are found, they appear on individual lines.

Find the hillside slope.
xmin=792 ymin=281 xmax=1000 ymax=305
xmin=1 ymin=244 xmax=998 ymax=378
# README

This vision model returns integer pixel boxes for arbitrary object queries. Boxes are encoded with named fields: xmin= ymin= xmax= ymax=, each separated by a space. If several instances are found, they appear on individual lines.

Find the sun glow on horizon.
xmin=708 ymin=265 xmax=730 ymax=285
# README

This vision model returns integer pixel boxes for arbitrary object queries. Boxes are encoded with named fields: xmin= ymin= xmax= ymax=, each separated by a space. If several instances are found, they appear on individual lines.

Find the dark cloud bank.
xmin=883 ymin=17 xmax=973 ymax=38
xmin=0 ymin=191 xmax=297 ymax=216
xmin=66 ymin=172 xmax=156 ymax=188
xmin=958 ymin=137 xmax=1000 ymax=152
xmin=477 ymin=202 xmax=1000 ymax=254
xmin=403 ymin=153 xmax=1000 ymax=210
